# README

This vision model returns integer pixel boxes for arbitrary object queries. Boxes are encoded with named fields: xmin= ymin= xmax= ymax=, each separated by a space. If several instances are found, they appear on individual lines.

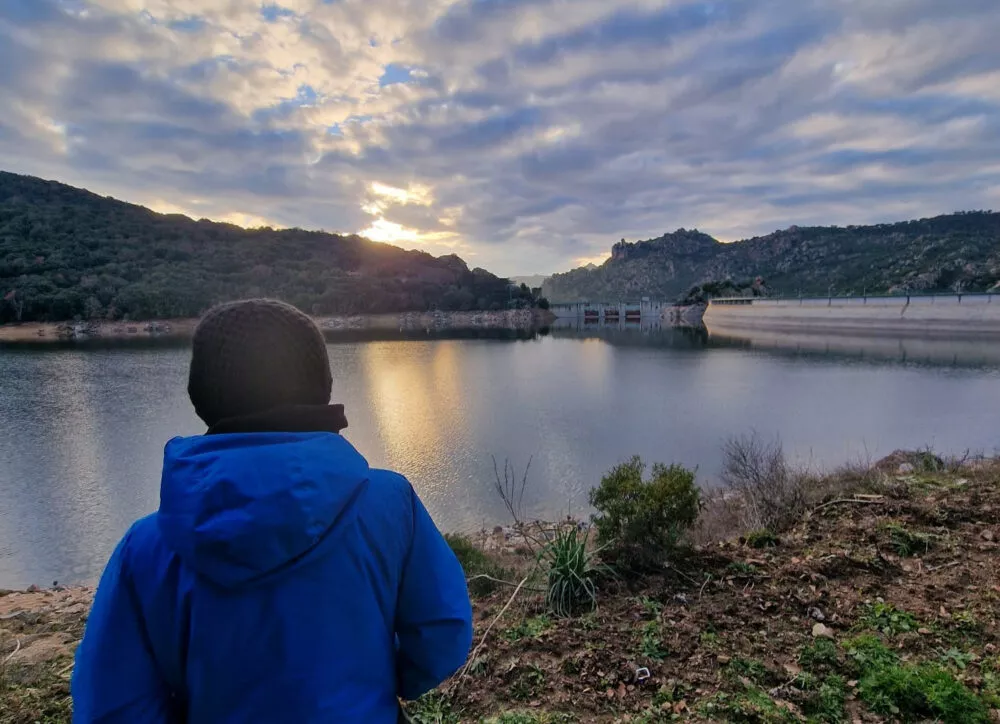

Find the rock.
xmin=918 ymin=628 xmax=932 ymax=635
xmin=897 ymin=463 xmax=915 ymax=475
xmin=982 ymin=529 xmax=996 ymax=542
xmin=808 ymin=607 xmax=826 ymax=622
xmin=812 ymin=623 xmax=835 ymax=639
xmin=716 ymin=655 xmax=732 ymax=665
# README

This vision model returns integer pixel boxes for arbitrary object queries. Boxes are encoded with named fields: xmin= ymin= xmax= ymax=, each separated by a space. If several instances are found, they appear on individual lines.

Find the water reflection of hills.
xmin=708 ymin=328 xmax=1000 ymax=369
xmin=549 ymin=319 xmax=710 ymax=349
xmin=550 ymin=319 xmax=1000 ymax=369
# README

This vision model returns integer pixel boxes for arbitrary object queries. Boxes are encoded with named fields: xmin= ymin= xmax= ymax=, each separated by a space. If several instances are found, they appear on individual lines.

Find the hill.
xmin=509 ymin=274 xmax=549 ymax=290
xmin=0 ymin=171 xmax=515 ymax=322
xmin=543 ymin=213 xmax=1000 ymax=302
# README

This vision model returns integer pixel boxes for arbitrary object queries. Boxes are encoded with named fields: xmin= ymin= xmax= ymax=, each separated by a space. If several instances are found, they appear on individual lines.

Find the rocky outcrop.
xmin=664 ymin=303 xmax=707 ymax=327
xmin=544 ymin=212 xmax=1000 ymax=303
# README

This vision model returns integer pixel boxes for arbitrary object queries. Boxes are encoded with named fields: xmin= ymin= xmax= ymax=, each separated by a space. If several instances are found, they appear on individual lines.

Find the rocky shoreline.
xmin=0 ymin=309 xmax=555 ymax=343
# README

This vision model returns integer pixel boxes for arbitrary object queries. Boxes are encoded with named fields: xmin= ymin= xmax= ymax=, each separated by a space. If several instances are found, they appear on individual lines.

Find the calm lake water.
xmin=2 ymin=325 xmax=1000 ymax=589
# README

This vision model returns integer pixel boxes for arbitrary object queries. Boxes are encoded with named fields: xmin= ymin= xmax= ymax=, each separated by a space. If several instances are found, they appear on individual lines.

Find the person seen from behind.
xmin=72 ymin=299 xmax=473 ymax=722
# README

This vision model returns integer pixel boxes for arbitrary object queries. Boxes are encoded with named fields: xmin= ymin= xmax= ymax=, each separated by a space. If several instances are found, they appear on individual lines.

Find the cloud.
xmin=0 ymin=0 xmax=998 ymax=275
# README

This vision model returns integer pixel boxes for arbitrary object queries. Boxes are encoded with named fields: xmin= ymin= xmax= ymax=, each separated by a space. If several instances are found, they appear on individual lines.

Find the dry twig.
xmin=458 ymin=573 xmax=533 ymax=681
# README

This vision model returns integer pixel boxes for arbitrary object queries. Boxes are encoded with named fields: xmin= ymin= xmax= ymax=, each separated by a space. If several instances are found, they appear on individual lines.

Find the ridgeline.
xmin=0 ymin=171 xmax=520 ymax=323
xmin=544 ymin=213 xmax=1000 ymax=303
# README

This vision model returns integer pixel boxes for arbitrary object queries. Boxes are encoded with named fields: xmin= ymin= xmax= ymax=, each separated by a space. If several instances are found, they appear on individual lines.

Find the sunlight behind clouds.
xmin=1 ymin=0 xmax=999 ymax=275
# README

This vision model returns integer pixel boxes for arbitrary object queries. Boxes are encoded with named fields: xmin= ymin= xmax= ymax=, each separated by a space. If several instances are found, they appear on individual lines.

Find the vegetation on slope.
xmin=544 ymin=212 xmax=1000 ymax=303
xmin=4 ymin=449 xmax=1000 ymax=722
xmin=0 ymin=171 xmax=530 ymax=322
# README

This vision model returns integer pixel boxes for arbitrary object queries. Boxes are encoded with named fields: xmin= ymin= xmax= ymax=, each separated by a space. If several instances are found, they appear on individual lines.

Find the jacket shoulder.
xmin=115 ymin=514 xmax=177 ymax=581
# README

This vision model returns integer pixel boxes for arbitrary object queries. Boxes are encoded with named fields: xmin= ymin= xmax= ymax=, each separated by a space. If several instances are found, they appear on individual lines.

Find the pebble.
xmin=812 ymin=623 xmax=836 ymax=639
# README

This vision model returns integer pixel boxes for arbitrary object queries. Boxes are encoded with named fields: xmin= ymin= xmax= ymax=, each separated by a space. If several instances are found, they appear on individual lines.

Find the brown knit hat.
xmin=188 ymin=299 xmax=332 ymax=427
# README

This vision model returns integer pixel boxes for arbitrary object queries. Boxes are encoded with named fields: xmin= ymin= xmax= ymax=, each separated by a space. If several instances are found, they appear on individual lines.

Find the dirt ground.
xmin=423 ymin=458 xmax=1000 ymax=722
xmin=4 ymin=460 xmax=1000 ymax=723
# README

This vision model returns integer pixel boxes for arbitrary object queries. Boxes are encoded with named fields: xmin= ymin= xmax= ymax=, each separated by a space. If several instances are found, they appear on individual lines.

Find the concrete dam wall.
xmin=704 ymin=294 xmax=1000 ymax=337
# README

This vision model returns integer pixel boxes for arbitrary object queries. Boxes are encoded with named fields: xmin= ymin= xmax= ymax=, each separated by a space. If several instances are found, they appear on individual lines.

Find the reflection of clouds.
xmin=5 ymin=334 xmax=1000 ymax=587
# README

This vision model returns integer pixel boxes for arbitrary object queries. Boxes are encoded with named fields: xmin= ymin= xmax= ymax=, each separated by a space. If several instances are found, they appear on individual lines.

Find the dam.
xmin=704 ymin=293 xmax=1000 ymax=337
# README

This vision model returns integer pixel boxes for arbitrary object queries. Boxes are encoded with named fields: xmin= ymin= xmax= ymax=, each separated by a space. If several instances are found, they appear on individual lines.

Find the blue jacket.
xmin=72 ymin=433 xmax=473 ymax=723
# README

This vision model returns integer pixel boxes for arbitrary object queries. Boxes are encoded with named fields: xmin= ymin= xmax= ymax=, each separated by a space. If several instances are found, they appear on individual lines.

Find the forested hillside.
xmin=0 ymin=171 xmax=514 ymax=322
xmin=544 ymin=213 xmax=1000 ymax=302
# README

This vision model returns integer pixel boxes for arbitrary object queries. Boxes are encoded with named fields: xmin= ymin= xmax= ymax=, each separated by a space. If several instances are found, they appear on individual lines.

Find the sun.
xmin=360 ymin=218 xmax=422 ymax=244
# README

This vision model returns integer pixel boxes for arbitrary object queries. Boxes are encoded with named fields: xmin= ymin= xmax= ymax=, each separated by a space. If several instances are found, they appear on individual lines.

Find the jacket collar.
xmin=207 ymin=404 xmax=349 ymax=436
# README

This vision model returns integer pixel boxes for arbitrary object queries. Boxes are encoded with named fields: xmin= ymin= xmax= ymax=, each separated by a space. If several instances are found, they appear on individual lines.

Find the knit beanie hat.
xmin=188 ymin=299 xmax=333 ymax=427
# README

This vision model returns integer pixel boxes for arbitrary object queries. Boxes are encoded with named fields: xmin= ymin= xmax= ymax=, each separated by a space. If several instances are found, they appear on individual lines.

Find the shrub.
xmin=444 ymin=533 xmax=512 ymax=597
xmin=721 ymin=432 xmax=808 ymax=533
xmin=540 ymin=527 xmax=607 ymax=617
xmin=744 ymin=529 xmax=780 ymax=549
xmin=445 ymin=533 xmax=489 ymax=570
xmin=700 ymin=686 xmax=798 ymax=723
xmin=860 ymin=662 xmax=988 ymax=723
xmin=502 ymin=615 xmax=552 ymax=642
xmin=406 ymin=691 xmax=459 ymax=724
xmin=858 ymin=602 xmax=919 ymax=637
xmin=802 ymin=674 xmax=847 ymax=723
xmin=799 ymin=638 xmax=839 ymax=671
xmin=589 ymin=456 xmax=700 ymax=567
xmin=845 ymin=635 xmax=989 ymax=723
xmin=882 ymin=522 xmax=935 ymax=557
xmin=640 ymin=621 xmax=668 ymax=660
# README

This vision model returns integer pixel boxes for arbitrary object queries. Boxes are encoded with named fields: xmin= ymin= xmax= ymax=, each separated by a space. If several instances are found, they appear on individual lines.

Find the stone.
xmin=897 ymin=463 xmax=915 ymax=475
xmin=812 ymin=623 xmax=836 ymax=639
xmin=982 ymin=529 xmax=996 ymax=542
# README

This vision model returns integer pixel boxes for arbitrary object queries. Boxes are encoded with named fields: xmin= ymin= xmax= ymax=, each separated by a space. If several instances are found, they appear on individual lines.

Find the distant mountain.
xmin=543 ymin=213 xmax=1000 ymax=303
xmin=510 ymin=274 xmax=549 ymax=290
xmin=0 ymin=171 xmax=514 ymax=322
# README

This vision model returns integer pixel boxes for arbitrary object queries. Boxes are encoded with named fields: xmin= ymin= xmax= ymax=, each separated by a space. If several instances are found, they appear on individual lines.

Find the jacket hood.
xmin=158 ymin=433 xmax=370 ymax=588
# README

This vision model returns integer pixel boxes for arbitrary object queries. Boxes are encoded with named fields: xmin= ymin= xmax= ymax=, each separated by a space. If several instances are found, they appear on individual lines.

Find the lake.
xmin=2 ymin=325 xmax=1000 ymax=589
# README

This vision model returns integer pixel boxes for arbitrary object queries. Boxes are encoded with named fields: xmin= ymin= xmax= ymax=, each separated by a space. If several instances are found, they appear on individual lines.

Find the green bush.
xmin=588 ymin=457 xmax=700 ymax=566
xmin=444 ymin=533 xmax=511 ymax=597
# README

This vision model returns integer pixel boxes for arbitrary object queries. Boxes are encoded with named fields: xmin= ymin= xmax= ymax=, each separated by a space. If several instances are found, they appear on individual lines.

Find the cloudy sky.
xmin=1 ymin=0 xmax=999 ymax=275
